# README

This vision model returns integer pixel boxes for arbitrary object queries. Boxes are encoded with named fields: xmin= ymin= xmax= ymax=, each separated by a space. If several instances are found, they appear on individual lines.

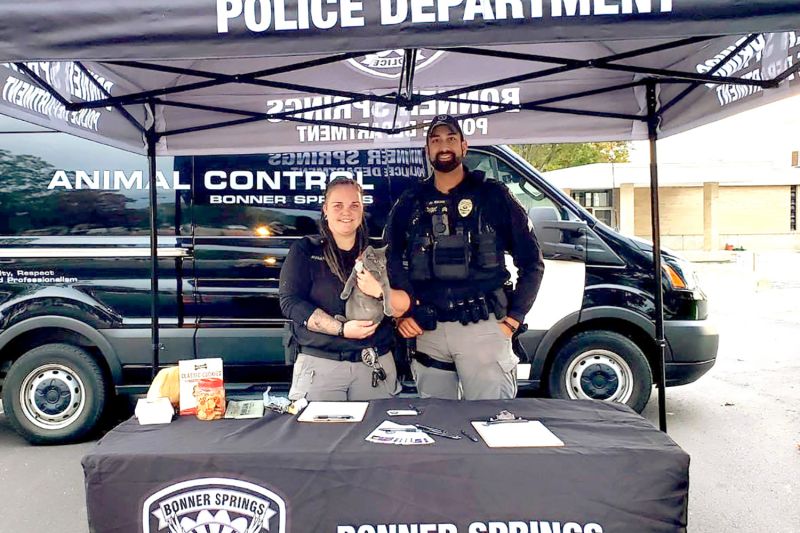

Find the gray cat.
xmin=338 ymin=245 xmax=394 ymax=323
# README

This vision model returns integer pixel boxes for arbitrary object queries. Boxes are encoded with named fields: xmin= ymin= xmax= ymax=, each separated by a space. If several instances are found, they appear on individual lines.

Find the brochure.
xmin=224 ymin=400 xmax=265 ymax=419
xmin=366 ymin=420 xmax=435 ymax=446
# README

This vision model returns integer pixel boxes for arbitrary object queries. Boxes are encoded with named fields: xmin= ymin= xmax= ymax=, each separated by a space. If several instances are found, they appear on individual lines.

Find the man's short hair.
xmin=426 ymin=114 xmax=464 ymax=142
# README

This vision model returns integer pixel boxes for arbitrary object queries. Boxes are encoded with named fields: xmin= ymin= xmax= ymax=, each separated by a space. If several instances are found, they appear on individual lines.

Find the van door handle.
xmin=540 ymin=221 xmax=589 ymax=236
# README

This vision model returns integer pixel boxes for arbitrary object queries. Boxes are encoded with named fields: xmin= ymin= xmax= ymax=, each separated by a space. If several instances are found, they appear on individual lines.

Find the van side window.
xmin=463 ymin=150 xmax=576 ymax=222
xmin=190 ymin=151 xmax=408 ymax=239
xmin=463 ymin=149 xmax=588 ymax=261
xmin=0 ymin=129 xmax=179 ymax=236
xmin=192 ymin=154 xmax=309 ymax=238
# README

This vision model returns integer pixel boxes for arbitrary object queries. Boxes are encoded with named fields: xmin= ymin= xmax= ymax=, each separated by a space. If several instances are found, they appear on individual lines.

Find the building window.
xmin=791 ymin=185 xmax=797 ymax=231
xmin=572 ymin=190 xmax=614 ymax=226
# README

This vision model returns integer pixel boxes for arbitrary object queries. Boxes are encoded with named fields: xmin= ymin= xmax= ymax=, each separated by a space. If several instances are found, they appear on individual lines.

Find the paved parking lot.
xmin=644 ymin=254 xmax=800 ymax=531
xmin=1 ymin=253 xmax=798 ymax=532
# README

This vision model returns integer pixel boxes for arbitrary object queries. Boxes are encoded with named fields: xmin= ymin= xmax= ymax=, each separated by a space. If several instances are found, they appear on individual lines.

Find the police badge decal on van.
xmin=347 ymin=49 xmax=446 ymax=79
xmin=142 ymin=478 xmax=286 ymax=533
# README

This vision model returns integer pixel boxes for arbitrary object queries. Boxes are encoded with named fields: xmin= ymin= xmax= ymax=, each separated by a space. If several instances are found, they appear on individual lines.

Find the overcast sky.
xmin=630 ymin=93 xmax=800 ymax=166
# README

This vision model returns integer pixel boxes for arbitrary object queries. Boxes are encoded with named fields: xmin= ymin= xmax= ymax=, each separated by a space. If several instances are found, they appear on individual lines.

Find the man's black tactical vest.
xmin=403 ymin=170 xmax=509 ymax=309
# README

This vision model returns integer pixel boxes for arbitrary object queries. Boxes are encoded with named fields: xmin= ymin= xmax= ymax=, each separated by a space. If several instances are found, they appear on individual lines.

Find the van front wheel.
xmin=2 ymin=343 xmax=107 ymax=444
xmin=548 ymin=330 xmax=652 ymax=413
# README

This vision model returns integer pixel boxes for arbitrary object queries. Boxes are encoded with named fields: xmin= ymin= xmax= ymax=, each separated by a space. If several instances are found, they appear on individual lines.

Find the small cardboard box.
xmin=178 ymin=358 xmax=223 ymax=415
xmin=135 ymin=397 xmax=175 ymax=425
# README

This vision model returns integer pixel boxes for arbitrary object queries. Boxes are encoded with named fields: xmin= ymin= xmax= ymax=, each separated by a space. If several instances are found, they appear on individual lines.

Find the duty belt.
xmin=412 ymin=351 xmax=457 ymax=372
xmin=300 ymin=346 xmax=375 ymax=363
xmin=426 ymin=286 xmax=507 ymax=324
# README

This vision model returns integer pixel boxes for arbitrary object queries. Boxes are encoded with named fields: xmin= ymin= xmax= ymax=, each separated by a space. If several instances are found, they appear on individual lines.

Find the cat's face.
xmin=362 ymin=246 xmax=387 ymax=275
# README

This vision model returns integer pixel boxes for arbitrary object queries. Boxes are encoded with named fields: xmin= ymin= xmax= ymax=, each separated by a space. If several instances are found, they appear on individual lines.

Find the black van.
xmin=0 ymin=115 xmax=718 ymax=443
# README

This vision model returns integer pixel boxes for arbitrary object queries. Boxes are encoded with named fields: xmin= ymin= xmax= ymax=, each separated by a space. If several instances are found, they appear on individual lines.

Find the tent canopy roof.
xmin=1 ymin=1 xmax=799 ymax=154
xmin=3 ymin=1 xmax=799 ymax=62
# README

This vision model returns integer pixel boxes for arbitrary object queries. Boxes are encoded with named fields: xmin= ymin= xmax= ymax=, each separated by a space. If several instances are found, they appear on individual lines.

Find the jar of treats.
xmin=194 ymin=378 xmax=225 ymax=421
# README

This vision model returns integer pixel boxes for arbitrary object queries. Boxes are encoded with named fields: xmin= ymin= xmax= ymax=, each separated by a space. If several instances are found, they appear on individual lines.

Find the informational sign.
xmin=215 ymin=0 xmax=676 ymax=34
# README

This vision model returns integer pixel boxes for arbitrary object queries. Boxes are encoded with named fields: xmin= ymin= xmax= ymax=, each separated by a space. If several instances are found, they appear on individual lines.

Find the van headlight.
xmin=663 ymin=259 xmax=699 ymax=291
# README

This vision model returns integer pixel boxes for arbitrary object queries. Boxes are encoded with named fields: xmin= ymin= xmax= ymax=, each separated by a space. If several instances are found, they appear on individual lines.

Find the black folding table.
xmin=82 ymin=398 xmax=689 ymax=533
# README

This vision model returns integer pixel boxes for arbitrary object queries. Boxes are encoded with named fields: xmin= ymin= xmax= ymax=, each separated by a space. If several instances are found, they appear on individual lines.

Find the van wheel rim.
xmin=19 ymin=364 xmax=86 ymax=430
xmin=565 ymin=349 xmax=634 ymax=404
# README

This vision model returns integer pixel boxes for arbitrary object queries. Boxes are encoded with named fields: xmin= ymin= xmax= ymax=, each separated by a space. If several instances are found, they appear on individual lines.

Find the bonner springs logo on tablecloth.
xmin=142 ymin=478 xmax=286 ymax=533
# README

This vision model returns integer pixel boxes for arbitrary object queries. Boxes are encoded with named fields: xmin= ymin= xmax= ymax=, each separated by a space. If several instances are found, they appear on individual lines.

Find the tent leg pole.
xmin=646 ymin=80 xmax=668 ymax=433
xmin=146 ymin=101 xmax=161 ymax=381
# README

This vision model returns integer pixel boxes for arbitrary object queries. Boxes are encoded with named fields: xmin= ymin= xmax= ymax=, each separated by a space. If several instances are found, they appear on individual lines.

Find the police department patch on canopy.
xmin=141 ymin=477 xmax=286 ymax=533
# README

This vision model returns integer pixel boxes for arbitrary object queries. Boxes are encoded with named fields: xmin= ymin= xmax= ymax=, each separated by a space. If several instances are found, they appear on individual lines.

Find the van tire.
xmin=2 ymin=343 xmax=107 ymax=445
xmin=547 ymin=330 xmax=652 ymax=413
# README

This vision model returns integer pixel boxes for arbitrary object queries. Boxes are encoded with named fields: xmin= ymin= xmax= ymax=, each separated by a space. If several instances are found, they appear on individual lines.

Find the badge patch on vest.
xmin=457 ymin=199 xmax=473 ymax=217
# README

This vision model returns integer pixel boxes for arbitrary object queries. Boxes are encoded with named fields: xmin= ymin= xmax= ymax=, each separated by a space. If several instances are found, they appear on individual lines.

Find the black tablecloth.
xmin=82 ymin=398 xmax=689 ymax=533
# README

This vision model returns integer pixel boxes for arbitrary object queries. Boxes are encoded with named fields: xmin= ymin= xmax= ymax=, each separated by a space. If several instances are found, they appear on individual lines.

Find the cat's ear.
xmin=375 ymin=245 xmax=388 ymax=253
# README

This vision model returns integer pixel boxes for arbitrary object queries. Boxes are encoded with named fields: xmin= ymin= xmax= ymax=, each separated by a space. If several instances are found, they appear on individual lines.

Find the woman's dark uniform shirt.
xmin=279 ymin=236 xmax=395 ymax=355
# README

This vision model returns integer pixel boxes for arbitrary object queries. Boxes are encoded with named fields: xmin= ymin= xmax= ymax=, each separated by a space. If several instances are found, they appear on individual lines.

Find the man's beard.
xmin=430 ymin=151 xmax=462 ymax=173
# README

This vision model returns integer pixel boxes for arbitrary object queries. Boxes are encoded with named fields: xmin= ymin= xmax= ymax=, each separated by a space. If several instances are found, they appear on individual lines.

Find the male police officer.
xmin=385 ymin=115 xmax=545 ymax=400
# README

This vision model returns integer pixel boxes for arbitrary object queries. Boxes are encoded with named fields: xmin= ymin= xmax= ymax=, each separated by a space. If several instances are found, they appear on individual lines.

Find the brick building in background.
xmin=544 ymin=157 xmax=800 ymax=251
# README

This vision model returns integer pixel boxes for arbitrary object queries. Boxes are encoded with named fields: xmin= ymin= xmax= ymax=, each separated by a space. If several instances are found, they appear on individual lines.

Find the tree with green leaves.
xmin=510 ymin=142 xmax=630 ymax=172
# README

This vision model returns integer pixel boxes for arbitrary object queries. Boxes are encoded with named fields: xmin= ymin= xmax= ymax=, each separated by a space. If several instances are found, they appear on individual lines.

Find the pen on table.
xmin=461 ymin=430 xmax=479 ymax=443
xmin=414 ymin=424 xmax=462 ymax=440
xmin=485 ymin=418 xmax=528 ymax=425
xmin=313 ymin=415 xmax=354 ymax=421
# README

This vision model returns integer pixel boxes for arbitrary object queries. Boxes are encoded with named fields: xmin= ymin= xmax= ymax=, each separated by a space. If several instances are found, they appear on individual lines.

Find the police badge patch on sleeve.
xmin=457 ymin=198 xmax=473 ymax=217
xmin=142 ymin=478 xmax=286 ymax=533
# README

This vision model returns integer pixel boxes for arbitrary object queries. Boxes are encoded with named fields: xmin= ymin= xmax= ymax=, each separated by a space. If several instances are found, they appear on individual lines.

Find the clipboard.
xmin=471 ymin=420 xmax=564 ymax=448
xmin=297 ymin=401 xmax=368 ymax=422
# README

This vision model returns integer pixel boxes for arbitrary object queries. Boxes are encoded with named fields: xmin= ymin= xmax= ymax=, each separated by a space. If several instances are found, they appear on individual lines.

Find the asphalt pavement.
xmin=642 ymin=255 xmax=800 ymax=532
xmin=1 ymin=255 xmax=798 ymax=532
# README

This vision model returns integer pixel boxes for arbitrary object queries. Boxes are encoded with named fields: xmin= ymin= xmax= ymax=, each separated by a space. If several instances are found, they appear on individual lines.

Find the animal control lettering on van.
xmin=0 ymin=115 xmax=717 ymax=443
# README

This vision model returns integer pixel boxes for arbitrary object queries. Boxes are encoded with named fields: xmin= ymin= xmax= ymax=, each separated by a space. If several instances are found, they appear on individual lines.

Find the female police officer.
xmin=385 ymin=115 xmax=545 ymax=400
xmin=279 ymin=177 xmax=406 ymax=400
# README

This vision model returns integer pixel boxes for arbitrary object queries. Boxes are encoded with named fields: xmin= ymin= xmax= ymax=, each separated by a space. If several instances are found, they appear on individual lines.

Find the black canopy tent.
xmin=2 ymin=1 xmax=800 ymax=431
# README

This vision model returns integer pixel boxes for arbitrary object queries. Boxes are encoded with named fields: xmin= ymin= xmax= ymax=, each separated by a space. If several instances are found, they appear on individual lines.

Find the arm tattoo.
xmin=307 ymin=308 xmax=343 ymax=335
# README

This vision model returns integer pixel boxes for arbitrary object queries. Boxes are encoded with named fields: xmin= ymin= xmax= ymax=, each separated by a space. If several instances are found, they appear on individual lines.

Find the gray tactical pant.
xmin=288 ymin=352 xmax=400 ymax=401
xmin=412 ymin=319 xmax=518 ymax=400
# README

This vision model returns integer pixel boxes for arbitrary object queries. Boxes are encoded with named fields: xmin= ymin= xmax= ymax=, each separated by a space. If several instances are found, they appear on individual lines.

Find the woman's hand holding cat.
xmin=344 ymin=319 xmax=379 ymax=339
xmin=356 ymin=270 xmax=383 ymax=299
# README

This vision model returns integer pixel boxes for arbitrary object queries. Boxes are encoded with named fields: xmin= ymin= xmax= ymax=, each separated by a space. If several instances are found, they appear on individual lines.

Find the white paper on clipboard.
xmin=297 ymin=401 xmax=369 ymax=422
xmin=471 ymin=421 xmax=564 ymax=448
